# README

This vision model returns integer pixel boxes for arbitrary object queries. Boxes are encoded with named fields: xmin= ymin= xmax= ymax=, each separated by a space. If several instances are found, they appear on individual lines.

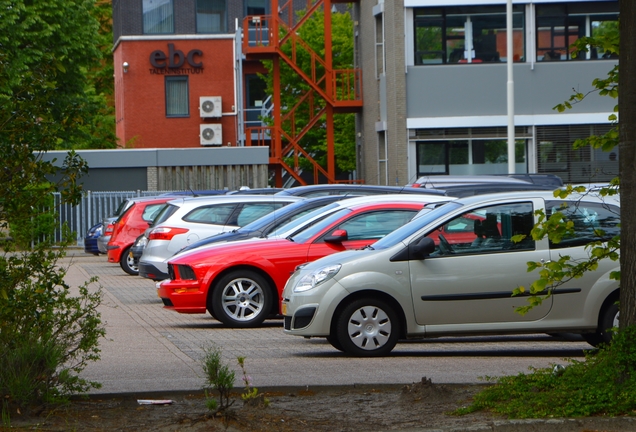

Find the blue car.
xmin=84 ymin=222 xmax=103 ymax=255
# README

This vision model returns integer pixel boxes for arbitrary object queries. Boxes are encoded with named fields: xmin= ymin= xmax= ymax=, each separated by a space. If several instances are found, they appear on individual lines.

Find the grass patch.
xmin=457 ymin=326 xmax=636 ymax=418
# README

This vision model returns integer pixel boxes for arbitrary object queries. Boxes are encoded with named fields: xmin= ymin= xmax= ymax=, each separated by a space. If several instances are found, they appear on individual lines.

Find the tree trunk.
xmin=619 ymin=0 xmax=636 ymax=328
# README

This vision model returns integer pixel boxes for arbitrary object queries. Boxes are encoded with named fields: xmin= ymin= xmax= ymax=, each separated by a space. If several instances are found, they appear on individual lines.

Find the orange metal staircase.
xmin=243 ymin=0 xmax=362 ymax=186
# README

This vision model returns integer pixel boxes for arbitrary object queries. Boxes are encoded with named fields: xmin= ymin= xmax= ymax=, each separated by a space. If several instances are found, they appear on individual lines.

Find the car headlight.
xmin=293 ymin=264 xmax=341 ymax=293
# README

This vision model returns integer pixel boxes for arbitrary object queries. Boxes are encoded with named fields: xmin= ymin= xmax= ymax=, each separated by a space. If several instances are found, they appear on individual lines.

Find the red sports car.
xmin=158 ymin=200 xmax=427 ymax=327
xmin=107 ymin=197 xmax=173 ymax=275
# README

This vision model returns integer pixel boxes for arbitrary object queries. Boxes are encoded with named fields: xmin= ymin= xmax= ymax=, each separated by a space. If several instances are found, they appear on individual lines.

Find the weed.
xmin=201 ymin=346 xmax=235 ymax=413
xmin=237 ymin=356 xmax=269 ymax=407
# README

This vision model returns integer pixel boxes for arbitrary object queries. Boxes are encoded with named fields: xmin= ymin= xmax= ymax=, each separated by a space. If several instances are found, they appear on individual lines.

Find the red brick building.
xmin=112 ymin=0 xmax=269 ymax=149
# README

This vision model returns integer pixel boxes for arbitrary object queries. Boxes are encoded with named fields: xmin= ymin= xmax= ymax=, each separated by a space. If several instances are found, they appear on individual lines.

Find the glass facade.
xmin=414 ymin=5 xmax=525 ymax=65
xmin=536 ymin=2 xmax=618 ymax=61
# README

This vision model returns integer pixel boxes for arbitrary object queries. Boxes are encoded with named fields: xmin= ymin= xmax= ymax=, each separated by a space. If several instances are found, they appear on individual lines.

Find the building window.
xmin=197 ymin=0 xmax=227 ymax=33
xmin=143 ymin=0 xmax=174 ymax=34
xmin=536 ymin=124 xmax=616 ymax=182
xmin=165 ymin=76 xmax=189 ymax=117
xmin=536 ymin=2 xmax=618 ymax=61
xmin=416 ymin=139 xmax=527 ymax=176
xmin=413 ymin=5 xmax=525 ymax=65
xmin=245 ymin=0 xmax=268 ymax=16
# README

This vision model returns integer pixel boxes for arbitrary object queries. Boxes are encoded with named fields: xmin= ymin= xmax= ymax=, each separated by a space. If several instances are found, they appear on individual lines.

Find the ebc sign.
xmin=149 ymin=43 xmax=203 ymax=75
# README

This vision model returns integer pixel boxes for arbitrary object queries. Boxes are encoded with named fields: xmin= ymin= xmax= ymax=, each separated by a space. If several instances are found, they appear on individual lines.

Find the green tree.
xmin=0 ymin=0 xmax=106 ymax=416
xmin=261 ymin=9 xmax=356 ymax=176
xmin=0 ymin=0 xmax=116 ymax=151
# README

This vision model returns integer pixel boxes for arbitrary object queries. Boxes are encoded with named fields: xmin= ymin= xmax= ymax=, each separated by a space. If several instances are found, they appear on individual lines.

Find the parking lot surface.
xmin=65 ymin=252 xmax=593 ymax=395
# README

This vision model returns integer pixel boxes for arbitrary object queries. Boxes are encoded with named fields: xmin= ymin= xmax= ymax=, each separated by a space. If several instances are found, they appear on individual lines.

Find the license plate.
xmin=281 ymin=302 xmax=287 ymax=316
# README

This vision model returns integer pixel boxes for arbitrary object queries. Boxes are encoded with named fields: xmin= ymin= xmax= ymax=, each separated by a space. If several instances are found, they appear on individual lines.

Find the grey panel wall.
xmin=406 ymin=61 xmax=618 ymax=119
xmin=80 ymin=168 xmax=148 ymax=191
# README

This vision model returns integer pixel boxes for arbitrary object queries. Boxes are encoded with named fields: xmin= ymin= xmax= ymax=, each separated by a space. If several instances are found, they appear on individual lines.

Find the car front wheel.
xmin=210 ymin=271 xmax=272 ymax=328
xmin=336 ymin=298 xmax=400 ymax=357
xmin=120 ymin=246 xmax=139 ymax=275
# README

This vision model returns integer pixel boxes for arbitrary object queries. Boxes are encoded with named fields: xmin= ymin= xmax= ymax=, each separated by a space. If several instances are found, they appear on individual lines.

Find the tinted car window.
xmin=183 ymin=204 xmax=237 ymax=224
xmin=546 ymin=201 xmax=620 ymax=249
xmin=153 ymin=204 xmax=179 ymax=226
xmin=425 ymin=202 xmax=535 ymax=256
xmin=235 ymin=203 xmax=287 ymax=226
xmin=334 ymin=210 xmax=417 ymax=240
xmin=142 ymin=203 xmax=167 ymax=222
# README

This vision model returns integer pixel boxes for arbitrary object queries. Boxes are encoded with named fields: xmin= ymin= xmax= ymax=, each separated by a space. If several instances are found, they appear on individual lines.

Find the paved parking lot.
xmin=65 ymin=252 xmax=593 ymax=395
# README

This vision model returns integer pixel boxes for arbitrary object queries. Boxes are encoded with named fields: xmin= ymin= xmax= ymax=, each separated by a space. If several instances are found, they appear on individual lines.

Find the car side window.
xmin=335 ymin=210 xmax=417 ymax=241
xmin=142 ymin=204 xmax=166 ymax=222
xmin=235 ymin=203 xmax=286 ymax=226
xmin=182 ymin=204 xmax=237 ymax=225
xmin=546 ymin=201 xmax=620 ymax=249
xmin=425 ymin=202 xmax=535 ymax=256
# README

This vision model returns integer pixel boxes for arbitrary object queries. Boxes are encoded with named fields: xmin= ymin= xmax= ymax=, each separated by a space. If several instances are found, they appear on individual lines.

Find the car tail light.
xmin=104 ymin=223 xmax=114 ymax=235
xmin=149 ymin=227 xmax=189 ymax=241
xmin=410 ymin=183 xmax=421 ymax=188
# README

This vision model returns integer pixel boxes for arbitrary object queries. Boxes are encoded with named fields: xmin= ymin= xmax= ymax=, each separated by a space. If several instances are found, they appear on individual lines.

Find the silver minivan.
xmin=281 ymin=191 xmax=620 ymax=356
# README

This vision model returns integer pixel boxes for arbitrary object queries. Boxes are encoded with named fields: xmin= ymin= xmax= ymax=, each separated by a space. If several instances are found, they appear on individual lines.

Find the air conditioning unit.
xmin=200 ymin=124 xmax=223 ymax=146
xmin=199 ymin=96 xmax=222 ymax=118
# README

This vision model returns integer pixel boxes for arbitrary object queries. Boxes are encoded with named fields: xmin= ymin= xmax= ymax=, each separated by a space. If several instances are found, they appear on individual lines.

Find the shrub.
xmin=0 ymin=238 xmax=104 ymax=418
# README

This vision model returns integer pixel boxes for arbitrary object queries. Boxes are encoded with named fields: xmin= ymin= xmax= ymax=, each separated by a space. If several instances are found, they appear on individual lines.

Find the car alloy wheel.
xmin=336 ymin=298 xmax=400 ymax=357
xmin=120 ymin=246 xmax=139 ymax=275
xmin=211 ymin=270 xmax=272 ymax=328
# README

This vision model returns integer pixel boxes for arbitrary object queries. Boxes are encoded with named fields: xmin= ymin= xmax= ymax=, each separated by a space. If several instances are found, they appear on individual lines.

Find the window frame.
xmin=413 ymin=4 xmax=525 ymax=66
xmin=165 ymin=76 xmax=190 ymax=118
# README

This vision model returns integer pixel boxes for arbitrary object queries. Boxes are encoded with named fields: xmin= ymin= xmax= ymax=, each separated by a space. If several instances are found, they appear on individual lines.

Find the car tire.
xmin=211 ymin=271 xmax=272 ymax=328
xmin=336 ymin=298 xmax=399 ymax=357
xmin=583 ymin=301 xmax=619 ymax=347
xmin=120 ymin=246 xmax=139 ymax=276
xmin=326 ymin=335 xmax=344 ymax=352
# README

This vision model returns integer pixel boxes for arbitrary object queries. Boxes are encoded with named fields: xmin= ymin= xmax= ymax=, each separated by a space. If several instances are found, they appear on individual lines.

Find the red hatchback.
xmin=107 ymin=197 xmax=173 ymax=275
xmin=159 ymin=200 xmax=427 ymax=327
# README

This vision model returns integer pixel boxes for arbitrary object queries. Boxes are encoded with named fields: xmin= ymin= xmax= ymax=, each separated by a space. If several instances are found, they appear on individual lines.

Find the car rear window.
xmin=182 ymin=204 xmax=237 ymax=225
xmin=153 ymin=204 xmax=179 ymax=226
xmin=142 ymin=203 xmax=167 ymax=222
xmin=546 ymin=201 xmax=620 ymax=249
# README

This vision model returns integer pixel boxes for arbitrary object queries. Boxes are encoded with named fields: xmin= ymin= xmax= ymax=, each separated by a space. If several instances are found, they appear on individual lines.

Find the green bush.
xmin=0 ymin=239 xmax=104 ymax=417
xmin=457 ymin=326 xmax=636 ymax=418
xmin=8 ymin=185 xmax=57 ymax=249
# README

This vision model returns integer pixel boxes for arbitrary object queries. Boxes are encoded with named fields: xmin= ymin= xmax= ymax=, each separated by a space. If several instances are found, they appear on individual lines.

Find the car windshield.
xmin=268 ymin=202 xmax=343 ymax=237
xmin=372 ymin=201 xmax=462 ymax=250
xmin=288 ymin=208 xmax=352 ymax=243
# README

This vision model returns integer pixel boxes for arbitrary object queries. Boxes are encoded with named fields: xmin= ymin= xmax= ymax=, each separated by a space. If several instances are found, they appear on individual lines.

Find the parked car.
xmin=139 ymin=195 xmax=304 ymax=281
xmin=276 ymin=181 xmax=559 ymax=199
xmin=84 ymin=222 xmax=104 ymax=255
xmin=275 ymin=184 xmax=447 ymax=197
xmin=281 ymin=190 xmax=620 ymax=356
xmin=176 ymin=195 xmax=356 ymax=255
xmin=107 ymin=197 xmax=174 ymax=275
xmin=406 ymin=174 xmax=563 ymax=189
xmin=158 ymin=194 xmax=452 ymax=328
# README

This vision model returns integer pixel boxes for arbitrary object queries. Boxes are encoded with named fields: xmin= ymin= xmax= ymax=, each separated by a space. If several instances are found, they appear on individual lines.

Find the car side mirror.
xmin=410 ymin=237 xmax=436 ymax=259
xmin=324 ymin=229 xmax=348 ymax=243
